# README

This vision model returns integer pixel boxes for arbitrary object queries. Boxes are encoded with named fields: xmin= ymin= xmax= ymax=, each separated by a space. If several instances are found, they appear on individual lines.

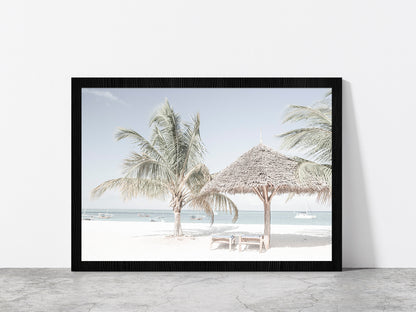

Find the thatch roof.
xmin=202 ymin=144 xmax=329 ymax=195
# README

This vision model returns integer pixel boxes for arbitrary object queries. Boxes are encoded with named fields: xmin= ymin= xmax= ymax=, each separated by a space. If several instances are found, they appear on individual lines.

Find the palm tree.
xmin=277 ymin=91 xmax=332 ymax=202
xmin=91 ymin=99 xmax=238 ymax=236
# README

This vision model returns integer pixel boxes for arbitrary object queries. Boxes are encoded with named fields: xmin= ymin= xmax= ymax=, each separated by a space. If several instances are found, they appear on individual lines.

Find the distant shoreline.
xmin=83 ymin=208 xmax=332 ymax=212
xmin=82 ymin=210 xmax=332 ymax=226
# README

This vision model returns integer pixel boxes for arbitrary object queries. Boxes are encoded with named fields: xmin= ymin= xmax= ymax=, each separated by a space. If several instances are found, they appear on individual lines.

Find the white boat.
xmin=82 ymin=209 xmax=94 ymax=220
xmin=97 ymin=211 xmax=113 ymax=219
xmin=82 ymin=214 xmax=94 ymax=220
xmin=294 ymin=203 xmax=316 ymax=219
xmin=190 ymin=215 xmax=205 ymax=220
xmin=295 ymin=212 xmax=316 ymax=219
xmin=137 ymin=212 xmax=150 ymax=217
xmin=150 ymin=217 xmax=165 ymax=222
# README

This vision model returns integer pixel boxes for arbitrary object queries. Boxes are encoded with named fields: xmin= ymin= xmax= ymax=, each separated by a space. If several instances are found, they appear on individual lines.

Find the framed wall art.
xmin=72 ymin=77 xmax=342 ymax=271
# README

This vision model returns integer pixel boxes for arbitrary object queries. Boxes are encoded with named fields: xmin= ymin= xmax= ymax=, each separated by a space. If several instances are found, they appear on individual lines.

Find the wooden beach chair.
xmin=210 ymin=234 xmax=235 ymax=250
xmin=237 ymin=234 xmax=265 ymax=252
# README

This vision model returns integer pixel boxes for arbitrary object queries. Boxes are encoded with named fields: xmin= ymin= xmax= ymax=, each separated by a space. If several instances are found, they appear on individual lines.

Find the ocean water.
xmin=83 ymin=209 xmax=332 ymax=226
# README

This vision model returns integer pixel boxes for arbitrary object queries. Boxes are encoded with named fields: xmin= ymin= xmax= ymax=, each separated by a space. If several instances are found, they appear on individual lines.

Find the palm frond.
xmin=183 ymin=163 xmax=211 ymax=194
xmin=297 ymin=160 xmax=332 ymax=204
xmin=150 ymin=126 xmax=168 ymax=158
xmin=122 ymin=152 xmax=174 ymax=182
xmin=284 ymin=192 xmax=296 ymax=203
xmin=149 ymin=100 xmax=184 ymax=175
xmin=188 ymin=197 xmax=215 ymax=224
xmin=297 ymin=161 xmax=332 ymax=186
xmin=180 ymin=113 xmax=206 ymax=175
xmin=282 ymin=105 xmax=332 ymax=130
xmin=115 ymin=128 xmax=167 ymax=165
xmin=277 ymin=92 xmax=332 ymax=204
xmin=91 ymin=178 xmax=168 ymax=201
xmin=189 ymin=192 xmax=238 ymax=223
xmin=279 ymin=127 xmax=332 ymax=163
xmin=324 ymin=89 xmax=332 ymax=98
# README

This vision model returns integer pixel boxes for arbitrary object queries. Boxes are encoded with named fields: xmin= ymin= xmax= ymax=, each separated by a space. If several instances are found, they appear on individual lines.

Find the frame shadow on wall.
xmin=343 ymin=80 xmax=375 ymax=267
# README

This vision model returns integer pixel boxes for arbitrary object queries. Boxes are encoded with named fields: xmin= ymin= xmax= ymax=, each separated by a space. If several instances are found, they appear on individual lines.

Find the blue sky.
xmin=82 ymin=88 xmax=331 ymax=212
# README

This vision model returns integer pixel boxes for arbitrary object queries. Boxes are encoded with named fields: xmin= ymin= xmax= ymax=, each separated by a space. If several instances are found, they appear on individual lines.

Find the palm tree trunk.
xmin=173 ymin=209 xmax=183 ymax=236
xmin=263 ymin=200 xmax=271 ymax=249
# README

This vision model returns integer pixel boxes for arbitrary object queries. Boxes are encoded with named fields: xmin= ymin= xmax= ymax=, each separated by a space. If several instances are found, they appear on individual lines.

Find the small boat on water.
xmin=82 ymin=209 xmax=94 ymax=220
xmin=190 ymin=215 xmax=205 ymax=220
xmin=294 ymin=212 xmax=317 ymax=219
xmin=82 ymin=214 xmax=94 ymax=220
xmin=294 ymin=203 xmax=316 ymax=219
xmin=97 ymin=212 xmax=113 ymax=219
xmin=150 ymin=216 xmax=165 ymax=222
xmin=137 ymin=212 xmax=150 ymax=217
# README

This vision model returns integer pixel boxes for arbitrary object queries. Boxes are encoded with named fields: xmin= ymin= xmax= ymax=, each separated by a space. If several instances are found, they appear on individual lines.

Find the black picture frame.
xmin=72 ymin=77 xmax=342 ymax=271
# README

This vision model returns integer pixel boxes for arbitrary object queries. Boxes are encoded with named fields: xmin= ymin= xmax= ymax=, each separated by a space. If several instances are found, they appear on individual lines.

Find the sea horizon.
xmin=82 ymin=209 xmax=332 ymax=226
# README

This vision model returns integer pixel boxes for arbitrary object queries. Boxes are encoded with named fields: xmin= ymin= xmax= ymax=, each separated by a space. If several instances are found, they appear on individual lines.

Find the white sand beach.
xmin=82 ymin=221 xmax=331 ymax=261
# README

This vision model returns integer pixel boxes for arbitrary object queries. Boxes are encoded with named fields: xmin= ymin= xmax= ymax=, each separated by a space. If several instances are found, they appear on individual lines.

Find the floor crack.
xmin=235 ymin=295 xmax=257 ymax=312
xmin=87 ymin=303 xmax=97 ymax=312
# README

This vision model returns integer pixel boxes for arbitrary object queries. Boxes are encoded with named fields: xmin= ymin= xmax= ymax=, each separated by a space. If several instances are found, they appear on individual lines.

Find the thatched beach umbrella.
xmin=202 ymin=144 xmax=329 ymax=249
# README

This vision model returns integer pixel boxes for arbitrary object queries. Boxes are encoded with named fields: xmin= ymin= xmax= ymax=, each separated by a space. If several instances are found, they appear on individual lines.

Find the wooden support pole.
xmin=263 ymin=201 xmax=271 ymax=249
xmin=253 ymin=187 xmax=264 ymax=201
xmin=263 ymin=185 xmax=271 ymax=249
xmin=253 ymin=186 xmax=277 ymax=250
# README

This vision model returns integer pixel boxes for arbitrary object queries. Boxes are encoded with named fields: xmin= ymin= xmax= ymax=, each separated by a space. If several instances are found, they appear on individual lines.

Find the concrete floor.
xmin=0 ymin=269 xmax=415 ymax=311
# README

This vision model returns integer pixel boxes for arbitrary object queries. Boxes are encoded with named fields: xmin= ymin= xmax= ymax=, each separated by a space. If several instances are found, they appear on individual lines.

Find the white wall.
xmin=1 ymin=0 xmax=415 ymax=268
